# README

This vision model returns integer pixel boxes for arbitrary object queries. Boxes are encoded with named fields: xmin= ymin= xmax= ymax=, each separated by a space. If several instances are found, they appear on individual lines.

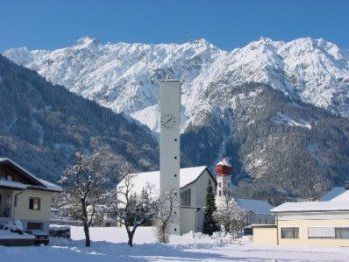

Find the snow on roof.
xmin=0 ymin=157 xmax=62 ymax=192
xmin=217 ymin=158 xmax=232 ymax=167
xmin=118 ymin=166 xmax=208 ymax=197
xmin=320 ymin=187 xmax=346 ymax=201
xmin=329 ymin=189 xmax=349 ymax=202
xmin=37 ymin=178 xmax=63 ymax=192
xmin=235 ymin=198 xmax=273 ymax=215
xmin=271 ymin=201 xmax=349 ymax=213
xmin=0 ymin=180 xmax=27 ymax=190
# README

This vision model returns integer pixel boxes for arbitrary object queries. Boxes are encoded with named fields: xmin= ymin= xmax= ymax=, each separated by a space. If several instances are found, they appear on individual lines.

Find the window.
xmin=219 ymin=190 xmax=222 ymax=196
xmin=281 ymin=227 xmax=299 ymax=239
xmin=27 ymin=222 xmax=43 ymax=231
xmin=308 ymin=227 xmax=335 ymax=239
xmin=181 ymin=189 xmax=191 ymax=206
xmin=335 ymin=228 xmax=349 ymax=239
xmin=14 ymin=195 xmax=18 ymax=207
xmin=29 ymin=197 xmax=41 ymax=210
xmin=0 ymin=194 xmax=2 ymax=206
xmin=218 ymin=182 xmax=221 ymax=188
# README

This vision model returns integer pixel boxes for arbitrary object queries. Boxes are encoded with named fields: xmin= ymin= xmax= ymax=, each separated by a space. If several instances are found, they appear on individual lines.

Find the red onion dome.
xmin=216 ymin=158 xmax=233 ymax=176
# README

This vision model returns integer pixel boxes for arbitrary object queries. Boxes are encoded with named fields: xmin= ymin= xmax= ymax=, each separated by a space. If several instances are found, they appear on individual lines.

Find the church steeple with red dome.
xmin=215 ymin=157 xmax=233 ymax=206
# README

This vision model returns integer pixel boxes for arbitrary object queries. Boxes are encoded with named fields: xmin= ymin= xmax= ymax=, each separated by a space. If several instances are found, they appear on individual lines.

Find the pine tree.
xmin=202 ymin=180 xmax=220 ymax=235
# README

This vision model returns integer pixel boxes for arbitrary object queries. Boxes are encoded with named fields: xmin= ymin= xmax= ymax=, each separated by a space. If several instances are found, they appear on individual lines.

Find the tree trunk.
xmin=83 ymin=220 xmax=91 ymax=247
xmin=127 ymin=230 xmax=134 ymax=247
xmin=81 ymin=200 xmax=91 ymax=247
xmin=224 ymin=225 xmax=228 ymax=236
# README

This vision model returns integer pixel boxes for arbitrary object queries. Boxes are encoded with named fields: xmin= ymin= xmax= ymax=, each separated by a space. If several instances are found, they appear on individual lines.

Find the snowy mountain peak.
xmin=3 ymin=37 xmax=349 ymax=133
xmin=75 ymin=36 xmax=100 ymax=48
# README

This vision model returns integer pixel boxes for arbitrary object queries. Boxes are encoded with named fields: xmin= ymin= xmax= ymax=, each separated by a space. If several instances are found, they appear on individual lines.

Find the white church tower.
xmin=159 ymin=80 xmax=181 ymax=234
xmin=215 ymin=158 xmax=233 ymax=207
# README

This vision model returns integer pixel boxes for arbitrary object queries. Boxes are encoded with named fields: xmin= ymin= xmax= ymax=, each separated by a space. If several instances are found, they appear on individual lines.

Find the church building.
xmin=119 ymin=166 xmax=216 ymax=234
xmin=118 ymin=80 xmax=274 ymax=234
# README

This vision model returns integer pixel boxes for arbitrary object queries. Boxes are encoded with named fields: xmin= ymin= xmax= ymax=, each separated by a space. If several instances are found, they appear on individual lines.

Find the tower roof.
xmin=217 ymin=158 xmax=232 ymax=167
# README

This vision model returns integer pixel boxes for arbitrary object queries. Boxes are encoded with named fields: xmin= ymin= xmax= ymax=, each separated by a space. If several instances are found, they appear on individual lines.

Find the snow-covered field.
xmin=1 ymin=226 xmax=349 ymax=261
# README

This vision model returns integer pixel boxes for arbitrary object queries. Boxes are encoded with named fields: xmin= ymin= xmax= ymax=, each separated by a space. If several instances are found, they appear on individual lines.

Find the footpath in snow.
xmin=1 ymin=226 xmax=349 ymax=262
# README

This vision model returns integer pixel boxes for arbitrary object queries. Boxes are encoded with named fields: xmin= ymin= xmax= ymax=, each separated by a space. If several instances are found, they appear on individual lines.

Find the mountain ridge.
xmin=4 ymin=36 xmax=349 ymax=133
xmin=3 ymin=37 xmax=349 ymax=203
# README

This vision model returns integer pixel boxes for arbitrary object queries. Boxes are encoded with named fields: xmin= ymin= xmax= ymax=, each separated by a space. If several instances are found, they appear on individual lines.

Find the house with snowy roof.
xmin=118 ymin=166 xmax=216 ymax=234
xmin=252 ymin=184 xmax=349 ymax=247
xmin=0 ymin=158 xmax=62 ymax=235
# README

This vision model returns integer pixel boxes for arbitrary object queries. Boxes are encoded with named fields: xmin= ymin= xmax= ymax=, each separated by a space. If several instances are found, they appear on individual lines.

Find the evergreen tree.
xmin=202 ymin=180 xmax=220 ymax=235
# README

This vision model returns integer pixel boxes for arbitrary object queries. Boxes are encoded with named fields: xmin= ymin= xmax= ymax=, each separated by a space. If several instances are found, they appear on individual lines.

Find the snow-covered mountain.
xmin=4 ymin=37 xmax=349 ymax=203
xmin=4 ymin=37 xmax=349 ymax=134
xmin=0 ymin=55 xmax=160 ymax=182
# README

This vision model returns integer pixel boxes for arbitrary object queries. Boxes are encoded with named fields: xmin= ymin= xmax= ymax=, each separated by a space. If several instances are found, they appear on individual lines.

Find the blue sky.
xmin=0 ymin=0 xmax=348 ymax=51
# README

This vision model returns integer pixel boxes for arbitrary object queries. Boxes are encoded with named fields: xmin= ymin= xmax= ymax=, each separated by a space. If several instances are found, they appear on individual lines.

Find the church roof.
xmin=217 ymin=158 xmax=232 ymax=167
xmin=118 ymin=166 xmax=211 ymax=197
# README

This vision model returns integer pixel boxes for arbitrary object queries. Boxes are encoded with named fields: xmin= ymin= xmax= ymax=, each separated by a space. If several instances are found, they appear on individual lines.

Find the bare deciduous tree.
xmin=59 ymin=151 xmax=109 ymax=247
xmin=113 ymin=172 xmax=156 ymax=247
xmin=213 ymin=197 xmax=247 ymax=237
xmin=155 ymin=189 xmax=179 ymax=243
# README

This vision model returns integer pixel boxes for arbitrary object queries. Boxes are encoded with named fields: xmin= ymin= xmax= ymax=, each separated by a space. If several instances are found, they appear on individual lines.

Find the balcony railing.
xmin=0 ymin=206 xmax=10 ymax=217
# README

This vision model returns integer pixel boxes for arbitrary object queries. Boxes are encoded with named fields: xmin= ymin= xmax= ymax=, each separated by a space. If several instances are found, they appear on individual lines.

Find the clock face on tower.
xmin=161 ymin=113 xmax=177 ymax=130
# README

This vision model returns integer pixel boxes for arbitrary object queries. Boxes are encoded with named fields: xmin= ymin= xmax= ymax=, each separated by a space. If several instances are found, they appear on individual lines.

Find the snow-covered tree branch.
xmin=154 ymin=189 xmax=180 ymax=243
xmin=59 ymin=151 xmax=110 ymax=247
xmin=111 ymin=167 xmax=157 ymax=247
xmin=213 ymin=197 xmax=247 ymax=237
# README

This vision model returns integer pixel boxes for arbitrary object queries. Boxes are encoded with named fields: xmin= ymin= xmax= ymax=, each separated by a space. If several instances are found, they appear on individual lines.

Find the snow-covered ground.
xmin=1 ymin=226 xmax=349 ymax=261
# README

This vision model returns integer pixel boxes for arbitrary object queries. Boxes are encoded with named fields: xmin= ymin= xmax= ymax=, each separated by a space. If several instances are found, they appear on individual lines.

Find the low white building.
xmin=235 ymin=198 xmax=275 ymax=224
xmin=119 ymin=166 xmax=216 ymax=234
xmin=253 ymin=186 xmax=349 ymax=247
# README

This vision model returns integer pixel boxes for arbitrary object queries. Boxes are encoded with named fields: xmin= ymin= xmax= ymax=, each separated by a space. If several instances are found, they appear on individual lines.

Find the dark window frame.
xmin=335 ymin=227 xmax=349 ymax=239
xmin=27 ymin=222 xmax=43 ymax=231
xmin=29 ymin=197 xmax=41 ymax=211
xmin=281 ymin=227 xmax=299 ymax=239
xmin=180 ymin=188 xmax=191 ymax=206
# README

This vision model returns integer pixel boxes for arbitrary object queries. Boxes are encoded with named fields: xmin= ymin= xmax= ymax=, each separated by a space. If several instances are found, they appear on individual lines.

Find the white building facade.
xmin=253 ymin=187 xmax=349 ymax=247
xmin=121 ymin=166 xmax=216 ymax=234
xmin=159 ymin=80 xmax=181 ymax=234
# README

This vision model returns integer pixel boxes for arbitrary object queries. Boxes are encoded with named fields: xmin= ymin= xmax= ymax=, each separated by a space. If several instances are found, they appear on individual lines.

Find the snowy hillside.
xmin=0 ymin=55 xmax=159 ymax=181
xmin=4 ymin=37 xmax=349 ymax=133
